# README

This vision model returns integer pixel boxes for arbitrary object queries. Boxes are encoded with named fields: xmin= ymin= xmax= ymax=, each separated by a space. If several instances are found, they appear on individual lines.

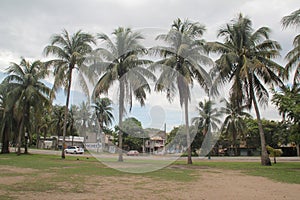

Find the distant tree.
xmin=272 ymin=84 xmax=300 ymax=123
xmin=33 ymin=104 xmax=52 ymax=148
xmin=220 ymin=98 xmax=251 ymax=155
xmin=50 ymin=105 xmax=65 ymax=149
xmin=76 ymin=101 xmax=92 ymax=140
xmin=92 ymin=97 xmax=114 ymax=131
xmin=92 ymin=97 xmax=114 ymax=151
xmin=192 ymin=99 xmax=222 ymax=158
xmin=68 ymin=105 xmax=78 ymax=146
xmin=117 ymin=117 xmax=146 ymax=151
xmin=167 ymin=125 xmax=204 ymax=155
xmin=272 ymin=83 xmax=300 ymax=156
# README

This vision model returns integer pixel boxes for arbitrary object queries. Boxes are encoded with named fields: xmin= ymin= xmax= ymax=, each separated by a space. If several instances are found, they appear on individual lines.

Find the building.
xmin=145 ymin=130 xmax=166 ymax=154
xmin=37 ymin=136 xmax=84 ymax=149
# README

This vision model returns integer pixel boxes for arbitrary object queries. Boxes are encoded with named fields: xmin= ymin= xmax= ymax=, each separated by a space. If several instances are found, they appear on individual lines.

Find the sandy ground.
xmin=0 ymin=165 xmax=299 ymax=200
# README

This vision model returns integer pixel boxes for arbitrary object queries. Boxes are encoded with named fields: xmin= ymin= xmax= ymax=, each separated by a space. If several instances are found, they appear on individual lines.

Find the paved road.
xmin=12 ymin=148 xmax=300 ymax=162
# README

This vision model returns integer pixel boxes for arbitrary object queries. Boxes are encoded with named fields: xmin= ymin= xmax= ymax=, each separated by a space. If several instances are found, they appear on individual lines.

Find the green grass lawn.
xmin=175 ymin=160 xmax=300 ymax=184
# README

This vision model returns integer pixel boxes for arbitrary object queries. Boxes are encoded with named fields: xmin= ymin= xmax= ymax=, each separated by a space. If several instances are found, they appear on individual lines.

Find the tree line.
xmin=0 ymin=10 xmax=299 ymax=166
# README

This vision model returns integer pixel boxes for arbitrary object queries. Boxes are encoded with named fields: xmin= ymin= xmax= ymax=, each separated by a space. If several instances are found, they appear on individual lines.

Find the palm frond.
xmin=281 ymin=8 xmax=300 ymax=29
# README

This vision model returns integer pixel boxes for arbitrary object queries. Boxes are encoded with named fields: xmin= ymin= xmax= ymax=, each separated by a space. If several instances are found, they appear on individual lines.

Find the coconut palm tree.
xmin=193 ymin=100 xmax=222 ymax=134
xmin=92 ymin=27 xmax=155 ymax=161
xmin=78 ymin=102 xmax=92 ymax=128
xmin=192 ymin=99 xmax=222 ymax=158
xmin=76 ymin=101 xmax=92 ymax=142
xmin=151 ymin=18 xmax=212 ymax=164
xmin=281 ymin=9 xmax=300 ymax=84
xmin=2 ymin=58 xmax=51 ymax=155
xmin=50 ymin=105 xmax=65 ymax=149
xmin=220 ymin=98 xmax=251 ymax=155
xmin=282 ymin=8 xmax=300 ymax=28
xmin=272 ymin=83 xmax=300 ymax=122
xmin=44 ymin=29 xmax=96 ymax=159
xmin=36 ymin=106 xmax=52 ymax=148
xmin=92 ymin=97 xmax=114 ymax=130
xmin=209 ymin=13 xmax=284 ymax=165
xmin=68 ymin=105 xmax=78 ymax=146
xmin=92 ymin=97 xmax=114 ymax=152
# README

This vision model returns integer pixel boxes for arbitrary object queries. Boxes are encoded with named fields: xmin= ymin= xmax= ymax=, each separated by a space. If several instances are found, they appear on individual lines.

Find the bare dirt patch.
xmin=0 ymin=165 xmax=39 ymax=174
xmin=0 ymin=176 xmax=26 ymax=185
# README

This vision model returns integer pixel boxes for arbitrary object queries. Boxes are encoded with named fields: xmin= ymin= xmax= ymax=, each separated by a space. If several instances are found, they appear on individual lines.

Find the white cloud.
xmin=0 ymin=0 xmax=296 ymax=130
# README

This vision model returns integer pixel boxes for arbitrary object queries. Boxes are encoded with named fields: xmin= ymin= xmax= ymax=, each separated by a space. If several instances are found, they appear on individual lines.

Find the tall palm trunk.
xmin=233 ymin=132 xmax=238 ymax=156
xmin=250 ymin=78 xmax=271 ymax=166
xmin=97 ymin=119 xmax=103 ymax=153
xmin=24 ymin=104 xmax=30 ymax=154
xmin=118 ymin=80 xmax=124 ymax=162
xmin=56 ymin=124 xmax=60 ymax=150
xmin=36 ymin=130 xmax=40 ymax=149
xmin=61 ymin=68 xmax=73 ymax=159
xmin=24 ymin=129 xmax=28 ymax=154
xmin=17 ymin=116 xmax=25 ymax=156
xmin=1 ymin=120 xmax=10 ymax=154
xmin=184 ymin=98 xmax=192 ymax=164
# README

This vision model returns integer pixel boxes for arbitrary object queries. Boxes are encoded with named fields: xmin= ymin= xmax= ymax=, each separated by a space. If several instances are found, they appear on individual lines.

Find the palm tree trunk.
xmin=233 ymin=132 xmax=237 ymax=156
xmin=17 ymin=116 xmax=25 ymax=156
xmin=251 ymin=88 xmax=271 ymax=166
xmin=100 ymin=122 xmax=105 ymax=152
xmin=118 ymin=81 xmax=124 ymax=162
xmin=61 ymin=68 xmax=73 ymax=159
xmin=184 ymin=98 xmax=192 ymax=164
xmin=36 ymin=131 xmax=40 ymax=149
xmin=1 ymin=121 xmax=10 ymax=154
xmin=24 ymin=130 xmax=28 ymax=154
xmin=24 ymin=104 xmax=30 ymax=154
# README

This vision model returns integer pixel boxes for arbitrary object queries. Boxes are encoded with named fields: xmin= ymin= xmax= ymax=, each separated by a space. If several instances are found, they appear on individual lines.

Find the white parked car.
xmin=127 ymin=150 xmax=139 ymax=156
xmin=64 ymin=146 xmax=84 ymax=154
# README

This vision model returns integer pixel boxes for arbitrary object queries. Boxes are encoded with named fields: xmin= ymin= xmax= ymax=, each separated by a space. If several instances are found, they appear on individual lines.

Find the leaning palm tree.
xmin=44 ymin=29 xmax=96 ymax=159
xmin=220 ymin=98 xmax=251 ymax=156
xmin=151 ymin=18 xmax=212 ymax=164
xmin=281 ymin=9 xmax=300 ymax=84
xmin=92 ymin=27 xmax=155 ymax=161
xmin=2 ymin=58 xmax=51 ymax=155
xmin=209 ymin=13 xmax=284 ymax=165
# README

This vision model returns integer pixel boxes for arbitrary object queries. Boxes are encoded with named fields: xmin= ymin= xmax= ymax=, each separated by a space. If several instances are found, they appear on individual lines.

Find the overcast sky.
xmin=0 ymin=0 xmax=299 ymax=131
